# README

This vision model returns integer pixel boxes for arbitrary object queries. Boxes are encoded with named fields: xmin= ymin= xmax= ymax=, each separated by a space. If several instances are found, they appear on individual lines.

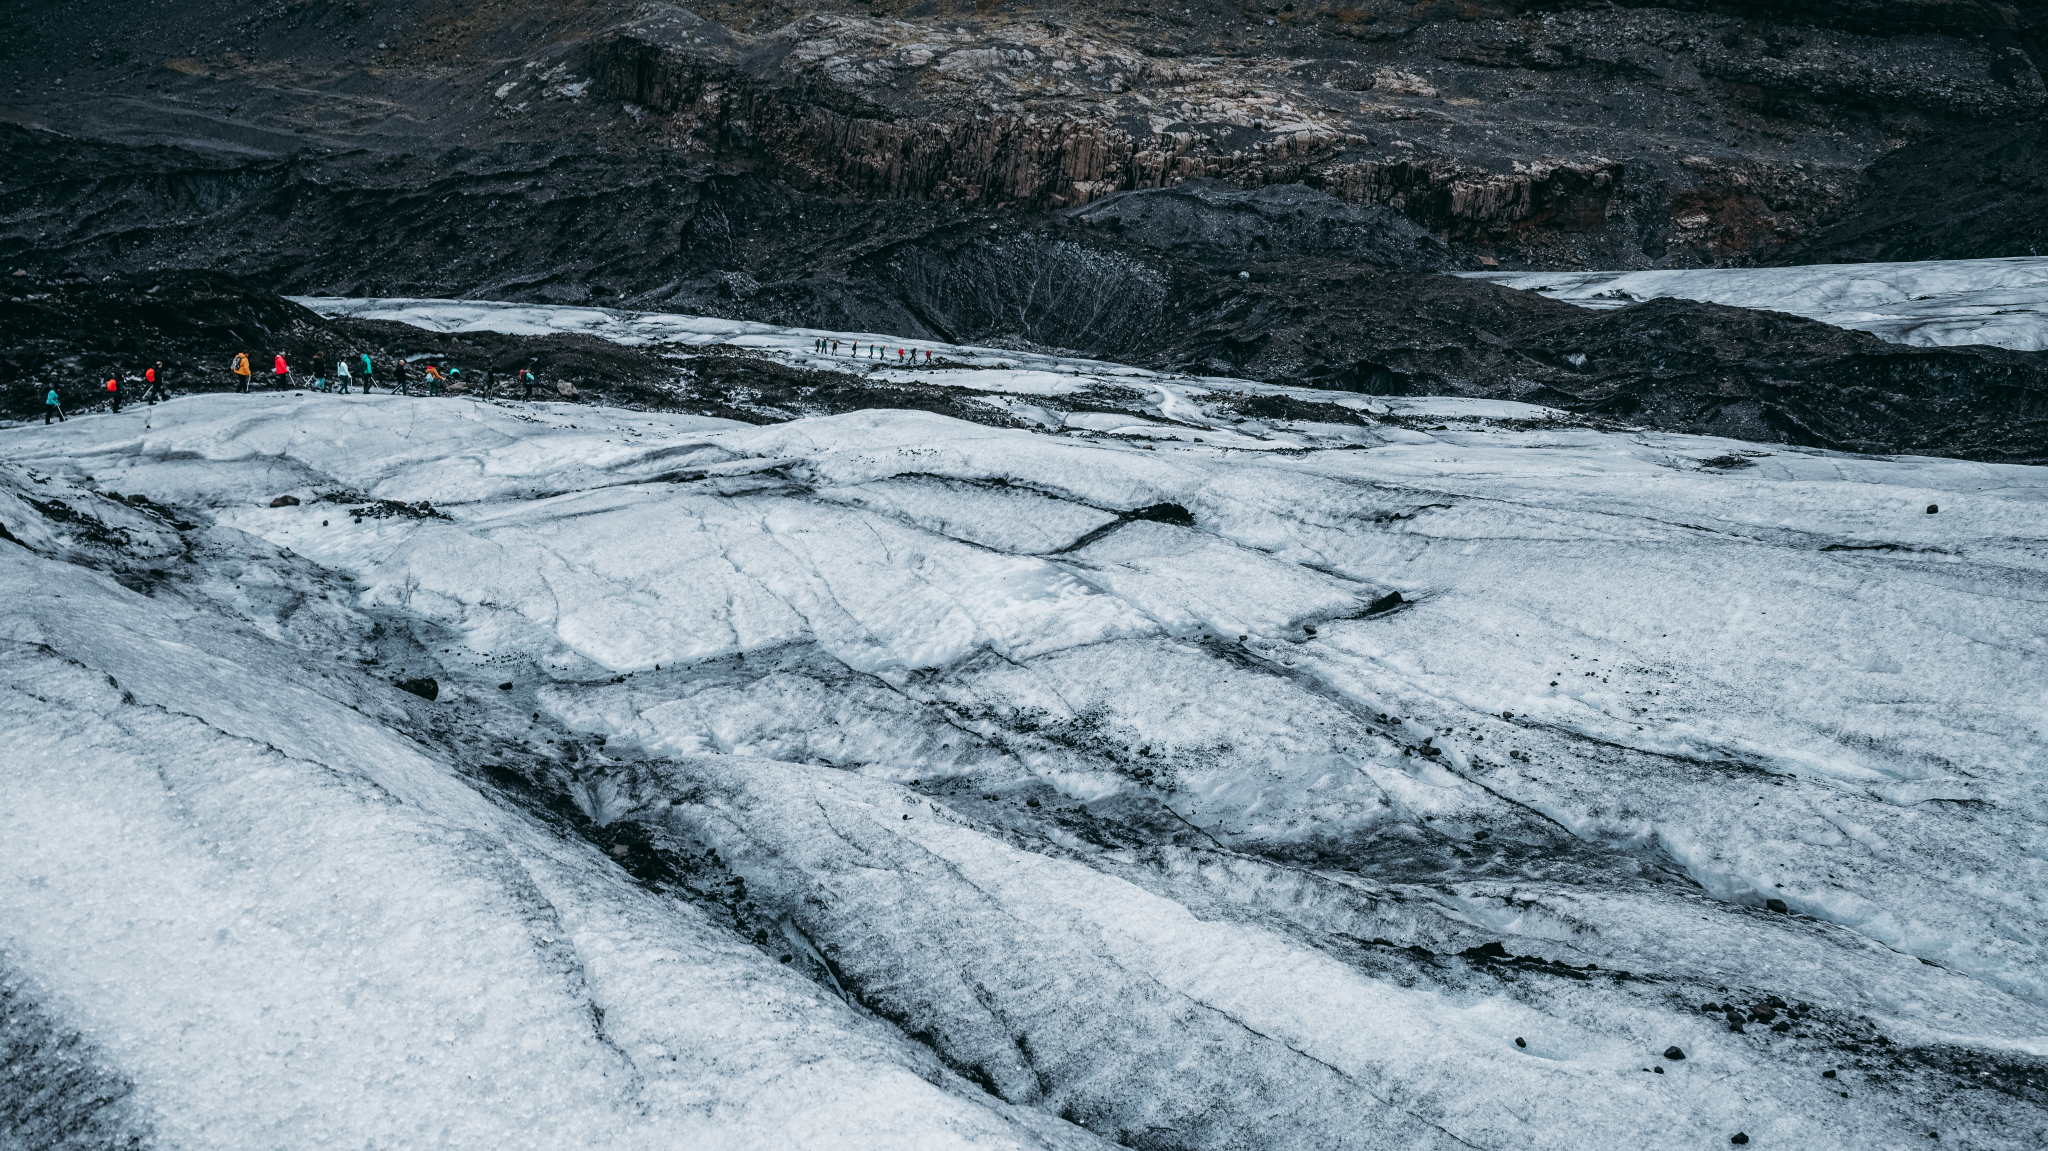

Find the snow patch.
xmin=1466 ymin=256 xmax=2048 ymax=351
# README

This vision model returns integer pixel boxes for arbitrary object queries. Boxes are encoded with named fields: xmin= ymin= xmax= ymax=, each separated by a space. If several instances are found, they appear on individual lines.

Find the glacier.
xmin=1463 ymin=256 xmax=2048 ymax=352
xmin=4 ymin=308 xmax=2047 ymax=1149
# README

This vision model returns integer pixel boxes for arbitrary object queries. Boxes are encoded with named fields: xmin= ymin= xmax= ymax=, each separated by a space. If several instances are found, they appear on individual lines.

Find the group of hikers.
xmin=41 ymin=362 xmax=172 ymax=423
xmin=813 ymin=337 xmax=937 ymax=364
xmin=42 ymin=351 xmax=547 ymax=424
xmin=37 ymin=336 xmax=934 ymax=423
xmin=227 ymin=350 xmax=542 ymax=400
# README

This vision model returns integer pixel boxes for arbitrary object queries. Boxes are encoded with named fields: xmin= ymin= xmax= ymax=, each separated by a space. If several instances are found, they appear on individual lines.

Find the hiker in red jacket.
xmin=273 ymin=353 xmax=291 ymax=389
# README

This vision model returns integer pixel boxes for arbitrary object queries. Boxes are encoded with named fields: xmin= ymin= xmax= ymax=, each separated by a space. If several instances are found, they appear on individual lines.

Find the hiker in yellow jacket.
xmin=232 ymin=351 xmax=252 ymax=393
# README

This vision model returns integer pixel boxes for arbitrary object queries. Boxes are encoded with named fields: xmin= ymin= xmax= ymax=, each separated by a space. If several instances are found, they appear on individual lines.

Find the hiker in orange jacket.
xmin=105 ymin=374 xmax=122 ymax=413
xmin=232 ymin=351 xmax=252 ymax=393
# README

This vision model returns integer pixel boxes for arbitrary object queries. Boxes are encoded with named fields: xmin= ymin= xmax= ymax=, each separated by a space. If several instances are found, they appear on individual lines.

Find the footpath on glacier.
xmin=3 ymin=318 xmax=2047 ymax=1149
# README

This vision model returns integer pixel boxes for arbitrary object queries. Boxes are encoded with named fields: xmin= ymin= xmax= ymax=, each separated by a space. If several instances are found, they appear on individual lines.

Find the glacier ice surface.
xmin=1462 ymin=256 xmax=2048 ymax=351
xmin=4 ymin=311 xmax=2048 ymax=1149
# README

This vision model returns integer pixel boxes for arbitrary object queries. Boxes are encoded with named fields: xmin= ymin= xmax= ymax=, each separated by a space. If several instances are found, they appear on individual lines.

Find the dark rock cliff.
xmin=1 ymin=0 xmax=2041 ymax=292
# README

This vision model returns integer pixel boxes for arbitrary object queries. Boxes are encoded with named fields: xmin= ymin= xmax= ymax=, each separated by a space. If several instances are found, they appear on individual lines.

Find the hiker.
xmin=335 ymin=357 xmax=352 ymax=394
xmin=272 ymin=352 xmax=291 ymax=390
xmin=232 ymin=350 xmax=252 ymax=393
xmin=925 ymin=349 xmax=933 ymax=363
xmin=831 ymin=339 xmax=839 ymax=354
xmin=311 ymin=350 xmax=327 ymax=392
xmin=359 ymin=351 xmax=374 ymax=386
xmin=425 ymin=363 xmax=444 ymax=396
xmin=519 ymin=364 xmax=537 ymax=400
xmin=43 ymin=386 xmax=63 ymax=424
xmin=481 ymin=367 xmax=494 ymax=398
xmin=898 ymin=348 xmax=906 ymax=363
xmin=392 ymin=356 xmax=409 ymax=395
xmin=105 ymin=375 xmax=122 ymax=412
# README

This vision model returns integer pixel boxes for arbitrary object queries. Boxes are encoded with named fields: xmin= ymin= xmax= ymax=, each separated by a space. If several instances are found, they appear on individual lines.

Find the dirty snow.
xmin=4 ymin=335 xmax=2047 ymax=1149
xmin=1464 ymin=255 xmax=2048 ymax=351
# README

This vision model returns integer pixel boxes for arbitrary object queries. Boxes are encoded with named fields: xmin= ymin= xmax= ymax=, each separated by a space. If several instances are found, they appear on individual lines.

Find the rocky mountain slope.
xmin=1779 ymin=118 xmax=2048 ymax=264
xmin=1 ymin=0 xmax=2041 ymax=310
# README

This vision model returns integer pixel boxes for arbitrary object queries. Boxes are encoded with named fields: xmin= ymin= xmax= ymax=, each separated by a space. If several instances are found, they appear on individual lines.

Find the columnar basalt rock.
xmin=580 ymin=14 xmax=1646 ymax=246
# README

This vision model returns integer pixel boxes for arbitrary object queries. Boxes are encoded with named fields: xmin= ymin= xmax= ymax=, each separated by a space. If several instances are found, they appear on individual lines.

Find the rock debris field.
xmin=3 ymin=307 xmax=2047 ymax=1149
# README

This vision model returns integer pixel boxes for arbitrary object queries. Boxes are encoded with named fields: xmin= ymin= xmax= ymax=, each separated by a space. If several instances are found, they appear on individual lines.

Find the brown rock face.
xmin=562 ymin=2 xmax=2039 ymax=266
xmin=590 ymin=14 xmax=1631 ymax=247
xmin=0 ymin=0 xmax=2040 ymax=292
